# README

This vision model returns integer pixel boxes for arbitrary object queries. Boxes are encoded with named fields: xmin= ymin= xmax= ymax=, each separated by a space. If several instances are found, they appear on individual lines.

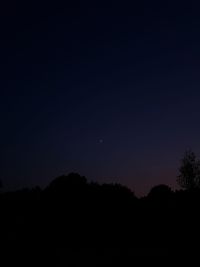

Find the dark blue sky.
xmin=1 ymin=1 xmax=200 ymax=195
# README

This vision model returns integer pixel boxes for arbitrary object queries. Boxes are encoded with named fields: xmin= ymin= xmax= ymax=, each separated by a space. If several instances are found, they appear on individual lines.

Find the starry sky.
xmin=1 ymin=1 xmax=200 ymax=196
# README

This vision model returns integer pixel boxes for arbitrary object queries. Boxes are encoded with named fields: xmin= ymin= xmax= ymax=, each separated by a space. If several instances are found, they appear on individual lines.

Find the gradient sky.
xmin=1 ymin=1 xmax=200 ymax=196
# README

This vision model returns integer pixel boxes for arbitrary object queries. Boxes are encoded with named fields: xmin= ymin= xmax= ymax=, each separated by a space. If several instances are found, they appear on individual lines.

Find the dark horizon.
xmin=1 ymin=1 xmax=200 ymax=196
xmin=0 ymin=169 xmax=180 ymax=198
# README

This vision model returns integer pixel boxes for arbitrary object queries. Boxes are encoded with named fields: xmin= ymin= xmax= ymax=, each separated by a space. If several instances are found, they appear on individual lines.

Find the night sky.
xmin=1 ymin=1 xmax=200 ymax=196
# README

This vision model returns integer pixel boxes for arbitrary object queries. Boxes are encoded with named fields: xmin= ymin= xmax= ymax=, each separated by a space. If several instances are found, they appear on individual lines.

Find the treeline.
xmin=0 ymin=150 xmax=200 ymax=265
xmin=1 ymin=171 xmax=200 ymax=249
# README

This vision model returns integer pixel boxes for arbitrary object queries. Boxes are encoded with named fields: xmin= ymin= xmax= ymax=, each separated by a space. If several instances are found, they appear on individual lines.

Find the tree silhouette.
xmin=148 ymin=184 xmax=172 ymax=200
xmin=177 ymin=150 xmax=200 ymax=190
xmin=46 ymin=173 xmax=87 ymax=192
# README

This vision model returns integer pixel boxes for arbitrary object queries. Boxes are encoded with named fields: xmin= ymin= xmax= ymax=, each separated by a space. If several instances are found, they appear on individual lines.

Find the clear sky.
xmin=1 ymin=1 xmax=200 ymax=196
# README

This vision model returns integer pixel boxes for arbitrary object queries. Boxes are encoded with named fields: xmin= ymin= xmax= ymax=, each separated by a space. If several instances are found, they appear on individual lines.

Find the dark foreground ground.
xmin=1 ymin=174 xmax=200 ymax=266
xmin=1 ymin=247 xmax=199 ymax=266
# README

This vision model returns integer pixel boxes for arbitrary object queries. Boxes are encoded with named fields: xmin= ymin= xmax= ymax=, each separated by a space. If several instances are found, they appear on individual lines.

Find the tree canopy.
xmin=177 ymin=150 xmax=200 ymax=190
